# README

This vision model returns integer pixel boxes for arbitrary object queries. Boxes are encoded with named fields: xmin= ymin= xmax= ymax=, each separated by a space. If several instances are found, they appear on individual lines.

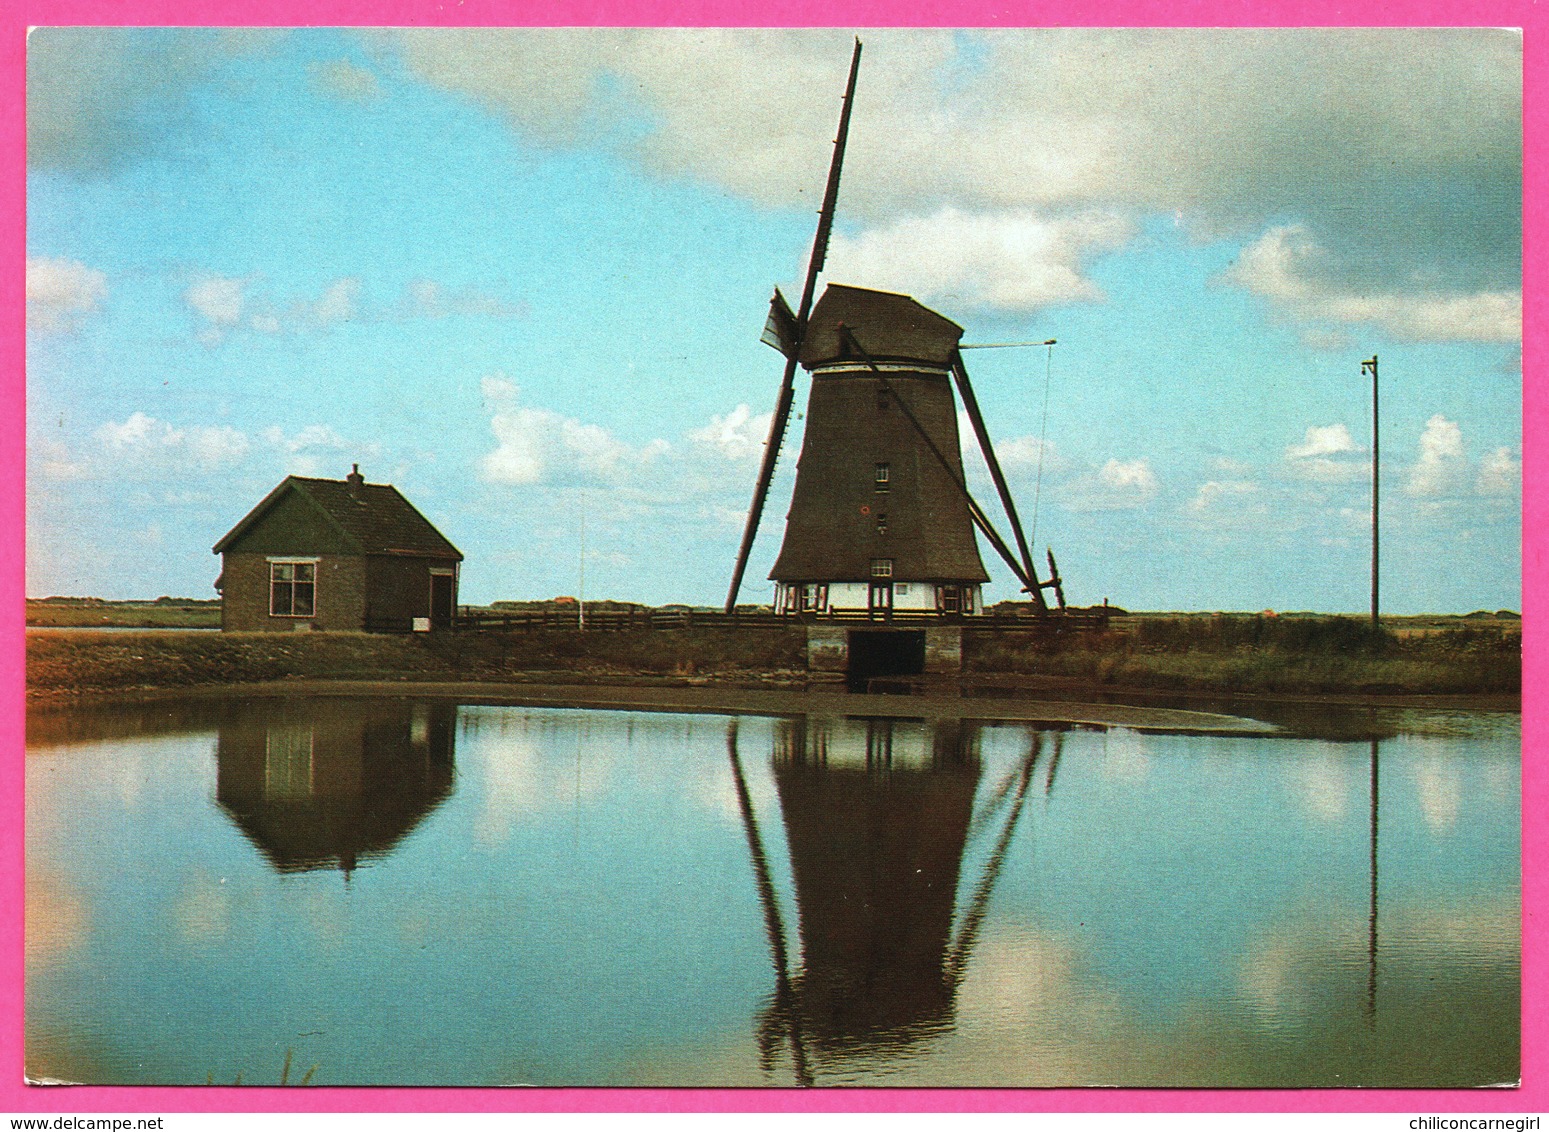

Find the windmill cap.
xmin=799 ymin=284 xmax=964 ymax=370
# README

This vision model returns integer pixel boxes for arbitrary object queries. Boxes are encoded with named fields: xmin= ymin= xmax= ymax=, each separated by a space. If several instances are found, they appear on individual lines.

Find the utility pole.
xmin=1362 ymin=355 xmax=1380 ymax=628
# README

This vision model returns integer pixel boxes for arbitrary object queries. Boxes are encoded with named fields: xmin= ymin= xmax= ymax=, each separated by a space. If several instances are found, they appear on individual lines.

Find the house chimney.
xmin=346 ymin=464 xmax=364 ymax=494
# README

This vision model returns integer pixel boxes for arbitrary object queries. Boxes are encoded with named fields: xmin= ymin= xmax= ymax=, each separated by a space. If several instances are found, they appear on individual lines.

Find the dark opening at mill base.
xmin=846 ymin=630 xmax=927 ymax=692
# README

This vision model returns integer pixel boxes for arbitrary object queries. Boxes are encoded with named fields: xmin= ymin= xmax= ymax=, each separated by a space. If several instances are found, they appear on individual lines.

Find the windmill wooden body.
xmin=770 ymin=284 xmax=990 ymax=619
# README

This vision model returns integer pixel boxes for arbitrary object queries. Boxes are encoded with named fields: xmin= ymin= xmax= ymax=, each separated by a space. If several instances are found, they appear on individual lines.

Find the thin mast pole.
xmin=1363 ymin=355 xmax=1379 ymax=628
xmin=724 ymin=38 xmax=862 ymax=614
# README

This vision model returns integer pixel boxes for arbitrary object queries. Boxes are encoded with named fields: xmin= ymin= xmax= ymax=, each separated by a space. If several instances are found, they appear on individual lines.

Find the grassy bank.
xmin=27 ymin=626 xmax=809 ymax=697
xmin=966 ymin=615 xmax=1520 ymax=696
xmin=27 ymin=613 xmax=1519 ymax=700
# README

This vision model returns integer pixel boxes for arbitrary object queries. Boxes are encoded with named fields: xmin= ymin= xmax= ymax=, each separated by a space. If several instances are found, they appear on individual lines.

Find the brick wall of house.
xmin=364 ymin=556 xmax=455 ymax=629
xmin=220 ymin=552 xmax=368 ymax=631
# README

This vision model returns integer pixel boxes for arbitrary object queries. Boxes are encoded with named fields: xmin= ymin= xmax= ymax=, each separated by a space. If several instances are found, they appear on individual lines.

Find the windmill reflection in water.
xmin=726 ymin=715 xmax=1061 ymax=1083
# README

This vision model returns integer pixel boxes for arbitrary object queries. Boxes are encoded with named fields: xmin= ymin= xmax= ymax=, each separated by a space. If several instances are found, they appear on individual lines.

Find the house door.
xmin=868 ymin=581 xmax=894 ymax=619
xmin=429 ymin=572 xmax=456 ymax=629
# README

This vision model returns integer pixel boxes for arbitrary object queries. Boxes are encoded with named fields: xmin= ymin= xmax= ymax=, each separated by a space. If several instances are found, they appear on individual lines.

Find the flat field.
xmin=26 ymin=599 xmax=220 ymax=629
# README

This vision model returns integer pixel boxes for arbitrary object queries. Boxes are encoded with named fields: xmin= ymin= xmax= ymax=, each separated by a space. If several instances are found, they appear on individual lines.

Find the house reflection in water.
xmin=731 ymin=716 xmax=1048 ymax=1083
xmin=215 ymin=700 xmax=457 ymax=875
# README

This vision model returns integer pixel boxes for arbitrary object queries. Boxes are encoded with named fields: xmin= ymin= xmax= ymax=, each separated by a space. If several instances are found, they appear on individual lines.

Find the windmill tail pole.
xmin=724 ymin=38 xmax=862 ymax=615
xmin=951 ymin=351 xmax=1046 ymax=612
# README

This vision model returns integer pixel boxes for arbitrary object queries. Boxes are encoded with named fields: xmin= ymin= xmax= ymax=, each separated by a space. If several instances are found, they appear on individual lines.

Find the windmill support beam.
xmin=838 ymin=328 xmax=1038 ymax=595
xmin=950 ymin=352 xmax=1047 ymax=614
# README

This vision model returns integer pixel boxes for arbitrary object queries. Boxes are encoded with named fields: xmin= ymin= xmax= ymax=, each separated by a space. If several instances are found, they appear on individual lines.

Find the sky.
xmin=24 ymin=26 xmax=1522 ymax=613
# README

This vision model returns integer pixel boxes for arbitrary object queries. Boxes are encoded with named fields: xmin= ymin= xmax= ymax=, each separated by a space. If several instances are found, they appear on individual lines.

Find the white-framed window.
xmin=269 ymin=558 xmax=318 ymax=617
xmin=874 ymin=462 xmax=891 ymax=492
xmin=870 ymin=558 xmax=894 ymax=578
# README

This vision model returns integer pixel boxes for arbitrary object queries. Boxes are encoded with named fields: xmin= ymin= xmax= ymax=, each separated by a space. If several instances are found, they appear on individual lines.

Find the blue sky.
xmin=26 ymin=27 xmax=1521 ymax=612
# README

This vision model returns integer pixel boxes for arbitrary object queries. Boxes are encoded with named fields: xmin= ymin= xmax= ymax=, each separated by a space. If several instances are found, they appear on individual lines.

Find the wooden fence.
xmin=449 ymin=607 xmax=1109 ymax=634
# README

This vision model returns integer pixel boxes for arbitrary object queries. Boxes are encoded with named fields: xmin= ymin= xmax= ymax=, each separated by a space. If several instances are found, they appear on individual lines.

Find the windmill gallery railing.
xmin=449 ymin=606 xmax=1109 ymax=634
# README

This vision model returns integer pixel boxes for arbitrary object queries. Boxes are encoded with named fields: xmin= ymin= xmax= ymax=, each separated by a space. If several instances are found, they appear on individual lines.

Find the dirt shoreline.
xmin=26 ymin=625 xmax=1518 ymax=740
xmin=26 ymin=669 xmax=1523 ymax=738
xmin=26 ymin=662 xmax=1519 ymax=713
xmin=32 ymin=675 xmax=1282 ymax=734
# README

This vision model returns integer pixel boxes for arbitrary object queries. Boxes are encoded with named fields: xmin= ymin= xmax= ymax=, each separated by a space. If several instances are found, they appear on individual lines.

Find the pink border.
xmin=6 ymin=0 xmax=1539 ymax=1115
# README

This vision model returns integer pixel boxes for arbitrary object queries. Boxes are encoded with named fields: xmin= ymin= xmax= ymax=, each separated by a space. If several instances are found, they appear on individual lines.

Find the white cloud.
xmin=260 ymin=424 xmax=370 ymax=477
xmin=1286 ymin=424 xmax=1357 ymax=461
xmin=705 ymin=502 xmax=752 ymax=529
xmin=824 ymin=208 xmax=1133 ymax=312
xmin=27 ymin=257 xmax=107 ymax=334
xmin=1186 ymin=479 xmax=1259 ymax=515
xmin=31 ymin=437 xmax=88 ymax=481
xmin=687 ymin=404 xmax=773 ymax=463
xmin=1223 ymin=225 xmax=1521 ymax=344
xmin=481 ymin=374 xmax=519 ymax=404
xmin=1477 ymin=446 xmax=1520 ymax=497
xmin=27 ymin=28 xmax=283 ymax=174
xmin=310 ymin=278 xmax=360 ymax=328
xmin=96 ymin=412 xmax=249 ymax=471
xmin=1406 ymin=414 xmax=1466 ymax=497
xmin=1179 ymin=478 xmax=1279 ymax=535
xmin=185 ymin=275 xmax=519 ymax=343
xmin=1285 ymin=423 xmax=1365 ymax=482
xmin=480 ymin=409 xmax=549 ymax=485
xmin=401 ymin=280 xmax=526 ymax=320
xmin=185 ymin=275 xmax=245 ymax=327
xmin=373 ymin=29 xmax=1515 ymax=223
xmin=994 ymin=434 xmax=1060 ymax=471
xmin=1098 ymin=458 xmax=1157 ymax=495
xmin=1063 ymin=457 xmax=1159 ymax=511
xmin=479 ymin=384 xmax=668 ymax=487
xmin=372 ymin=28 xmax=1518 ymax=329
xmin=185 ymin=275 xmax=248 ymax=344
xmin=46 ymin=413 xmax=377 ymax=483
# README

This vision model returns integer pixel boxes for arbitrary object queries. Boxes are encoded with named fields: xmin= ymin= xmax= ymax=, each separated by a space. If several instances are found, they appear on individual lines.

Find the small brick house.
xmin=213 ymin=466 xmax=463 ymax=632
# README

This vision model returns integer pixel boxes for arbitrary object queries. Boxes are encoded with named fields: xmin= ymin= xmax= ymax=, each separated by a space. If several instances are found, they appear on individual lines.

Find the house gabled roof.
xmin=213 ymin=474 xmax=463 ymax=560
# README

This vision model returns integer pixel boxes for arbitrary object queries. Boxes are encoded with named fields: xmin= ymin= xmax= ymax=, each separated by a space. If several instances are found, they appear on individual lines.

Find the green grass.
xmin=966 ymin=615 xmax=1520 ymax=695
xmin=27 ymin=599 xmax=220 ymax=628
xmin=25 ymin=614 xmax=1516 ymax=698
xmin=27 ymin=625 xmax=809 ymax=696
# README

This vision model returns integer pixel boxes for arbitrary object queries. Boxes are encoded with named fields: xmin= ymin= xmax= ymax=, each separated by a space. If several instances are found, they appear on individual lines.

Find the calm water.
xmin=26 ymin=696 xmax=1519 ymax=1087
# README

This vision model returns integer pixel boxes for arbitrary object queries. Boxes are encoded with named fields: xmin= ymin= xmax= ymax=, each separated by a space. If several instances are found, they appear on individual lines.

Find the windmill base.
xmin=806 ymin=624 xmax=963 ymax=687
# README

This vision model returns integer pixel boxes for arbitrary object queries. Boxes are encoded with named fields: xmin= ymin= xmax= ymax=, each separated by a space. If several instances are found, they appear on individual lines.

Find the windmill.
xmin=724 ymin=39 xmax=1066 ymax=623
xmin=726 ymin=716 xmax=1053 ymax=1082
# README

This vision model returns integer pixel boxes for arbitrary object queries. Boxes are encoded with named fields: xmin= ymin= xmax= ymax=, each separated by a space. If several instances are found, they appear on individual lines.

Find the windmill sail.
xmin=724 ymin=38 xmax=863 ymax=614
